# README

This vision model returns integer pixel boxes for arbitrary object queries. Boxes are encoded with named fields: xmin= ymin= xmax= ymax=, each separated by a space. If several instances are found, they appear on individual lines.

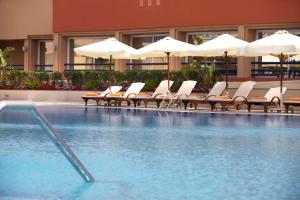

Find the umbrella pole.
xmin=279 ymin=53 xmax=284 ymax=94
xmin=108 ymin=55 xmax=112 ymax=93
xmin=279 ymin=53 xmax=284 ymax=107
xmin=224 ymin=51 xmax=229 ymax=95
xmin=166 ymin=52 xmax=170 ymax=92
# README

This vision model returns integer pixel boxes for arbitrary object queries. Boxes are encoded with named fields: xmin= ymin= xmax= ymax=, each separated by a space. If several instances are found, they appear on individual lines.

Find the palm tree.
xmin=0 ymin=46 xmax=15 ymax=83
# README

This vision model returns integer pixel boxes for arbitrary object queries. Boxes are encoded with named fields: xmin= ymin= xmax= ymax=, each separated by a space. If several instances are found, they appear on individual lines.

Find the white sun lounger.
xmin=181 ymin=81 xmax=226 ymax=109
xmin=130 ymin=80 xmax=174 ymax=107
xmin=82 ymin=86 xmax=122 ymax=106
xmin=207 ymin=81 xmax=256 ymax=111
xmin=157 ymin=80 xmax=197 ymax=108
xmin=105 ymin=82 xmax=145 ymax=106
xmin=247 ymin=87 xmax=287 ymax=112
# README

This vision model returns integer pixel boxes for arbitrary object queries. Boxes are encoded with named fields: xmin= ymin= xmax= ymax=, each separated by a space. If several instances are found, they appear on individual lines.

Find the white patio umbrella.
xmin=240 ymin=30 xmax=300 ymax=103
xmin=289 ymin=54 xmax=300 ymax=62
xmin=188 ymin=34 xmax=249 ymax=93
xmin=135 ymin=36 xmax=197 ymax=90
xmin=74 ymin=38 xmax=138 ymax=90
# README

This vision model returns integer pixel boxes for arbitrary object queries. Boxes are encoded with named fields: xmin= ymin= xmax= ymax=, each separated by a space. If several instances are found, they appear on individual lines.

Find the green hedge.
xmin=0 ymin=65 xmax=222 ymax=92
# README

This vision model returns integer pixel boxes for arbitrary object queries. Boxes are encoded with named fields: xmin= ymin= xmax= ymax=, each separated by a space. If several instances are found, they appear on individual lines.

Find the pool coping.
xmin=31 ymin=102 xmax=300 ymax=117
xmin=1 ymin=100 xmax=300 ymax=117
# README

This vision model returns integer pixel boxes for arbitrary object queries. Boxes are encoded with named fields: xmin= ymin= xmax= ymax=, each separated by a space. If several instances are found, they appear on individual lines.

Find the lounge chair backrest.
xmin=264 ymin=87 xmax=287 ymax=101
xmin=207 ymin=81 xmax=226 ymax=97
xmin=152 ymin=80 xmax=174 ymax=97
xmin=176 ymin=80 xmax=197 ymax=97
xmin=100 ymin=86 xmax=122 ymax=97
xmin=124 ymin=82 xmax=145 ymax=98
xmin=233 ymin=81 xmax=256 ymax=98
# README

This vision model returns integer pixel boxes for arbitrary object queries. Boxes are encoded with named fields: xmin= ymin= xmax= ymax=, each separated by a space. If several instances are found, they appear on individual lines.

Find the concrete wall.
xmin=0 ymin=0 xmax=53 ymax=40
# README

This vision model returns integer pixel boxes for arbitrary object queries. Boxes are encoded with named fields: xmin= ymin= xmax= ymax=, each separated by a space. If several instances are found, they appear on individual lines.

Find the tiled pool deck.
xmin=27 ymin=101 xmax=300 ymax=116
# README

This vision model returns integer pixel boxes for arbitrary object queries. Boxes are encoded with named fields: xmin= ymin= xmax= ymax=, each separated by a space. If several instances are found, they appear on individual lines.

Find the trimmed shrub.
xmin=0 ymin=65 xmax=221 ymax=92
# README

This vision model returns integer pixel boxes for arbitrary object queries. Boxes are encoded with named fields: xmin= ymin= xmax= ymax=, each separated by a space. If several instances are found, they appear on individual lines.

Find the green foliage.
xmin=34 ymin=72 xmax=50 ymax=85
xmin=144 ymin=79 xmax=160 ymax=91
xmin=83 ymin=71 xmax=101 ymax=89
xmin=25 ymin=79 xmax=39 ymax=89
xmin=0 ymin=46 xmax=15 ymax=67
xmin=181 ymin=58 xmax=222 ymax=91
xmin=7 ymin=69 xmax=27 ymax=86
xmin=191 ymin=35 xmax=203 ymax=45
xmin=0 ymin=46 xmax=15 ymax=86
xmin=64 ymin=71 xmax=84 ymax=88
xmin=51 ymin=72 xmax=63 ymax=85
xmin=1 ymin=65 xmax=221 ymax=92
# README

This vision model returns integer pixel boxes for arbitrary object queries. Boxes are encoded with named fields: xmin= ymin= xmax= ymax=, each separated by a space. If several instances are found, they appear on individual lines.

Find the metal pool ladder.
xmin=0 ymin=104 xmax=95 ymax=182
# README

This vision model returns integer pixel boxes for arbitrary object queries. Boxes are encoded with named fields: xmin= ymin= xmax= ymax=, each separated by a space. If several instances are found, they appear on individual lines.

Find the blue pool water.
xmin=0 ymin=106 xmax=300 ymax=200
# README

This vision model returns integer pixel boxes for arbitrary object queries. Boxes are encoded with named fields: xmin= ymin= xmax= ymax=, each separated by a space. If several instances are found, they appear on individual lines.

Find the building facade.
xmin=1 ymin=0 xmax=300 ymax=78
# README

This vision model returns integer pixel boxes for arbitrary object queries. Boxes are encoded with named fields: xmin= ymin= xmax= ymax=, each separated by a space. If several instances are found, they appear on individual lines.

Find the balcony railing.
xmin=35 ymin=64 xmax=53 ymax=72
xmin=6 ymin=64 xmax=24 ymax=70
xmin=64 ymin=63 xmax=112 ymax=71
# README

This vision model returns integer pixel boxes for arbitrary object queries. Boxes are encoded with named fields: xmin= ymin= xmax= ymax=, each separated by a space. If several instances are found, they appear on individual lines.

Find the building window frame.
xmin=185 ymin=31 xmax=237 ymax=45
xmin=184 ymin=31 xmax=238 ymax=76
xmin=36 ymin=39 xmax=54 ymax=71
xmin=254 ymin=29 xmax=300 ymax=71
xmin=129 ymin=33 xmax=169 ymax=70
xmin=66 ymin=36 xmax=110 ymax=63
xmin=184 ymin=30 xmax=237 ymax=62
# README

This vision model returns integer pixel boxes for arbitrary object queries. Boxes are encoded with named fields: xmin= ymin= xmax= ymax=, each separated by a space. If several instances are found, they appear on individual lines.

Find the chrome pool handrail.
xmin=0 ymin=102 xmax=95 ymax=182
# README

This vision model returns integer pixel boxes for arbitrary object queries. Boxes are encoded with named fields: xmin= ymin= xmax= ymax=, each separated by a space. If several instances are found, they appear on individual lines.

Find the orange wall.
xmin=53 ymin=0 xmax=300 ymax=33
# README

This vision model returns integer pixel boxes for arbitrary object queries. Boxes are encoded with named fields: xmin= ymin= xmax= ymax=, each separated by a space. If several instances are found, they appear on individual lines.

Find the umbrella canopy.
xmin=74 ymin=38 xmax=138 ymax=91
xmin=74 ymin=37 xmax=137 ymax=59
xmin=189 ymin=34 xmax=249 ymax=57
xmin=240 ymin=30 xmax=300 ymax=57
xmin=240 ymin=30 xmax=300 ymax=101
xmin=135 ymin=36 xmax=196 ymax=90
xmin=289 ymin=54 xmax=300 ymax=62
xmin=135 ymin=36 xmax=196 ymax=58
xmin=188 ymin=34 xmax=249 ymax=92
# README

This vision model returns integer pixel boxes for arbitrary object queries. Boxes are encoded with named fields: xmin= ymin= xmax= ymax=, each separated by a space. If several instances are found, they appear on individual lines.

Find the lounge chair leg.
xmin=156 ymin=100 xmax=161 ymax=108
xmin=127 ymin=100 xmax=131 ymax=106
xmin=263 ymin=105 xmax=268 ymax=113
xmin=192 ymin=102 xmax=198 ymax=110
xmin=84 ymin=99 xmax=88 ymax=106
xmin=96 ymin=100 xmax=100 ymax=106
xmin=247 ymin=104 xmax=251 ymax=112
xmin=183 ymin=101 xmax=189 ymax=110
xmin=221 ymin=105 xmax=227 ymax=111
xmin=133 ymin=100 xmax=137 ymax=107
xmin=144 ymin=101 xmax=148 ymax=108
xmin=285 ymin=104 xmax=289 ymax=113
xmin=209 ymin=103 xmax=216 ymax=111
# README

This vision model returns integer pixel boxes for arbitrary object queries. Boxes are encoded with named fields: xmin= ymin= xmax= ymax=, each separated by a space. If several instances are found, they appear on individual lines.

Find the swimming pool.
xmin=0 ymin=106 xmax=300 ymax=200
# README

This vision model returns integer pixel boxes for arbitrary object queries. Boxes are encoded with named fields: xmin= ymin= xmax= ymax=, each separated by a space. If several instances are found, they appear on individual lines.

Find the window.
xmin=256 ymin=29 xmax=300 ymax=70
xmin=67 ymin=37 xmax=109 ymax=70
xmin=186 ymin=31 xmax=238 ymax=76
xmin=186 ymin=31 xmax=237 ymax=45
xmin=37 ymin=40 xmax=54 ymax=71
xmin=130 ymin=34 xmax=168 ymax=70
